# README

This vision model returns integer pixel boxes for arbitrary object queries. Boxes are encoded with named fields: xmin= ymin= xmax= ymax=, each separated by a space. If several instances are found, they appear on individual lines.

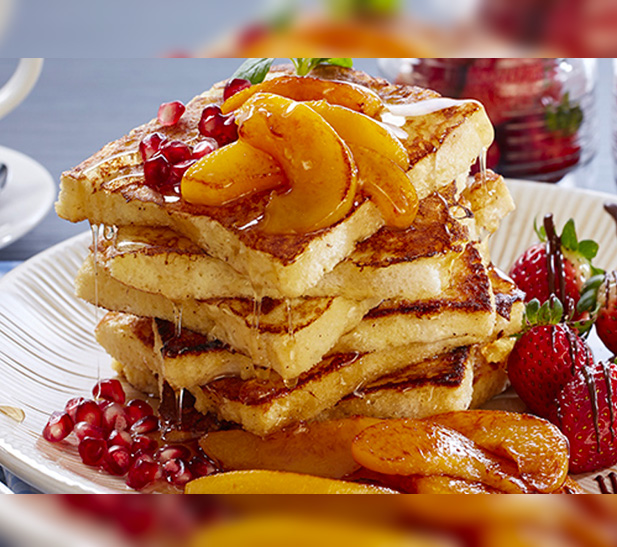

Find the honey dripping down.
xmin=90 ymin=224 xmax=101 ymax=382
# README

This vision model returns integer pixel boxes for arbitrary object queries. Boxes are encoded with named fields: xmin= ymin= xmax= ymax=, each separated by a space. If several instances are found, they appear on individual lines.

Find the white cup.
xmin=0 ymin=58 xmax=44 ymax=120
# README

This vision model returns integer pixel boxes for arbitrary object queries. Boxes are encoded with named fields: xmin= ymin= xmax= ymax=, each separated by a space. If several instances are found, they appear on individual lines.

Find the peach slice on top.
xmin=306 ymin=100 xmax=409 ymax=171
xmin=222 ymin=75 xmax=384 ymax=118
xmin=236 ymin=93 xmax=358 ymax=234
xmin=351 ymin=145 xmax=418 ymax=229
xmin=181 ymin=140 xmax=286 ymax=206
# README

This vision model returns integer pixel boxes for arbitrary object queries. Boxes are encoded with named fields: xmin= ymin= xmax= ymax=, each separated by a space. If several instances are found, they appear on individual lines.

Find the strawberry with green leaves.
xmin=508 ymin=297 xmax=593 ymax=417
xmin=509 ymin=215 xmax=599 ymax=320
xmin=579 ymin=271 xmax=617 ymax=355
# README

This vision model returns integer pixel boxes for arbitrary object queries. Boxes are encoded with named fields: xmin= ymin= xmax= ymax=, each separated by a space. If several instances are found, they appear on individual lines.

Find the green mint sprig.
xmin=233 ymin=58 xmax=353 ymax=84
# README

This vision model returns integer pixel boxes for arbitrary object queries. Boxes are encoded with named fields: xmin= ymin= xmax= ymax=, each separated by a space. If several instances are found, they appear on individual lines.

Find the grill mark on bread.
xmin=343 ymin=346 xmax=469 ymax=398
xmin=203 ymin=352 xmax=363 ymax=406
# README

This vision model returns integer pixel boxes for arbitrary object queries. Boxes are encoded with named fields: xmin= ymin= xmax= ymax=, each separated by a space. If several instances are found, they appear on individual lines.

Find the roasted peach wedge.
xmin=428 ymin=411 xmax=569 ymax=494
xmin=306 ymin=101 xmax=409 ymax=170
xmin=200 ymin=417 xmax=381 ymax=479
xmin=181 ymin=140 xmax=286 ymax=206
xmin=352 ymin=419 xmax=533 ymax=494
xmin=184 ymin=469 xmax=395 ymax=494
xmin=351 ymin=145 xmax=418 ymax=229
xmin=222 ymin=75 xmax=384 ymax=118
xmin=236 ymin=93 xmax=358 ymax=234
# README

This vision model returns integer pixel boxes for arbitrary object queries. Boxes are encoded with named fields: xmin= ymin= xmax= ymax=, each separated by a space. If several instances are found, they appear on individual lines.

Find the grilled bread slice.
xmin=333 ymin=242 xmax=495 ymax=353
xmin=57 ymin=66 xmax=493 ymax=297
xmin=77 ymin=258 xmax=377 ymax=380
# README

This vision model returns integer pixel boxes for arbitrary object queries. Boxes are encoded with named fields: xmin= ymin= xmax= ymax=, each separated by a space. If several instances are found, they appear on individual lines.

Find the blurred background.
xmin=1 ymin=0 xmax=617 ymax=57
xmin=0 ymin=495 xmax=617 ymax=546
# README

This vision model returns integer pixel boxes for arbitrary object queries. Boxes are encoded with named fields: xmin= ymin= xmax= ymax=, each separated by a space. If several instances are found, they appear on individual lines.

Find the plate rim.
xmin=0 ymin=145 xmax=57 ymax=251
xmin=0 ymin=179 xmax=616 ymax=493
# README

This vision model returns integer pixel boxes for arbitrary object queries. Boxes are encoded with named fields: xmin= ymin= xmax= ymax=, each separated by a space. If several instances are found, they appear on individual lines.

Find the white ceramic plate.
xmin=0 ymin=145 xmax=56 ymax=250
xmin=0 ymin=180 xmax=616 ymax=493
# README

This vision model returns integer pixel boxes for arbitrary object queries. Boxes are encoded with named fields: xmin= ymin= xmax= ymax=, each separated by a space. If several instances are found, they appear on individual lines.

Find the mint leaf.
xmin=292 ymin=58 xmax=353 ymax=76
xmin=578 ymin=239 xmax=599 ymax=261
xmin=232 ymin=58 xmax=275 ymax=85
xmin=560 ymin=219 xmax=578 ymax=252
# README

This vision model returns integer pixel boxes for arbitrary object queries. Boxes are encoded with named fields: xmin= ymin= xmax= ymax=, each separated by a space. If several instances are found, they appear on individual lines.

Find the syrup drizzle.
xmin=479 ymin=147 xmax=487 ymax=185
xmin=0 ymin=405 xmax=25 ymax=423
xmin=91 ymin=224 xmax=101 ymax=381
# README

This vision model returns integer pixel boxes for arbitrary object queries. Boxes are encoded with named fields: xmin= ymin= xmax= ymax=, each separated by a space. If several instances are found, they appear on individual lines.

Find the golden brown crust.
xmin=61 ymin=65 xmax=487 ymax=265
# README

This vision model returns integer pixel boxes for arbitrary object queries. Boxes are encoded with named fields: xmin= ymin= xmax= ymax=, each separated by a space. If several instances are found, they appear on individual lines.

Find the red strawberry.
xmin=508 ymin=304 xmax=593 ymax=418
xmin=595 ymin=272 xmax=617 ymax=354
xmin=549 ymin=359 xmax=617 ymax=474
xmin=509 ymin=215 xmax=597 ymax=320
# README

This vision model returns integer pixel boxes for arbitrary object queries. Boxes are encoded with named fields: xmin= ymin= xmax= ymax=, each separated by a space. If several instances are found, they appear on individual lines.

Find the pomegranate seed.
xmin=223 ymin=78 xmax=251 ymax=101
xmin=103 ymin=445 xmax=133 ymax=476
xmin=192 ymin=138 xmax=218 ymax=159
xmin=75 ymin=400 xmax=102 ymax=427
xmin=139 ymin=132 xmax=167 ymax=161
xmin=42 ymin=411 xmax=74 ymax=443
xmin=131 ymin=435 xmax=158 ymax=456
xmin=92 ymin=379 xmax=126 ymax=404
xmin=156 ymin=445 xmax=191 ymax=463
xmin=189 ymin=455 xmax=217 ymax=478
xmin=127 ymin=455 xmax=161 ymax=490
xmin=102 ymin=402 xmax=129 ymax=433
xmin=131 ymin=415 xmax=159 ymax=435
xmin=64 ymin=397 xmax=85 ymax=422
xmin=200 ymin=104 xmax=222 ymax=119
xmin=126 ymin=399 xmax=154 ymax=426
xmin=74 ymin=421 xmax=104 ymax=441
xmin=107 ymin=430 xmax=133 ymax=450
xmin=157 ymin=101 xmax=185 ymax=127
xmin=162 ymin=458 xmax=193 ymax=487
xmin=143 ymin=153 xmax=171 ymax=191
xmin=98 ymin=400 xmax=113 ymax=412
xmin=198 ymin=107 xmax=238 ymax=146
xmin=159 ymin=140 xmax=192 ymax=164
xmin=78 ymin=437 xmax=107 ymax=466
xmin=170 ymin=159 xmax=196 ymax=184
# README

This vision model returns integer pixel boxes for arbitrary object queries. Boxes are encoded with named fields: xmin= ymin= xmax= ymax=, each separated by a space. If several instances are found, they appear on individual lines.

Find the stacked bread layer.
xmin=56 ymin=67 xmax=521 ymax=436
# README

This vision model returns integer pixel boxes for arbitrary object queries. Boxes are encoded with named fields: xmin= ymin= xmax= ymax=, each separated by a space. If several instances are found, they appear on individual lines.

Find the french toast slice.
xmin=332 ymin=242 xmax=496 ymax=353
xmin=57 ymin=66 xmax=493 ymax=297
xmin=77 ymin=258 xmax=377 ymax=380
xmin=92 ymin=178 xmax=468 ymax=302
xmin=319 ymin=346 xmax=475 ymax=421
xmin=96 ymin=312 xmax=253 ymax=389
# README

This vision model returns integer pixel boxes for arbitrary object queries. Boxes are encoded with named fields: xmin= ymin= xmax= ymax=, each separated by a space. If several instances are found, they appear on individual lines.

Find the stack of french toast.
xmin=56 ymin=65 xmax=523 ymax=437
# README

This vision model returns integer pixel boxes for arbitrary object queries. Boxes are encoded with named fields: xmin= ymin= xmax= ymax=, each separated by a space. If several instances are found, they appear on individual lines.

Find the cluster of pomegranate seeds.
xmin=157 ymin=100 xmax=185 ymax=127
xmin=42 ymin=378 xmax=217 ymax=491
xmin=139 ymin=132 xmax=218 ymax=194
xmin=198 ymin=104 xmax=238 ymax=147
xmin=223 ymin=78 xmax=251 ymax=101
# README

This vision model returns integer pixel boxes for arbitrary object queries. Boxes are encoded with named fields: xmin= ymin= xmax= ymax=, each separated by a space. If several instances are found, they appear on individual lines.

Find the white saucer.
xmin=0 ymin=145 xmax=56 ymax=250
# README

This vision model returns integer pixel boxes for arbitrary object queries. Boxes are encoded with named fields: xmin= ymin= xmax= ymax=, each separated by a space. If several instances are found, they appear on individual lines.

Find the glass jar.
xmin=379 ymin=58 xmax=597 ymax=183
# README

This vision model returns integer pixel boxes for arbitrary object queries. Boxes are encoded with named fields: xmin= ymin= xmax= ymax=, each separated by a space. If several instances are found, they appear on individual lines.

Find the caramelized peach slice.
xmin=222 ymin=75 xmax=384 ymax=118
xmin=236 ymin=93 xmax=358 ymax=233
xmin=184 ymin=470 xmax=395 ymax=494
xmin=351 ymin=145 xmax=418 ymax=229
xmin=181 ymin=140 xmax=286 ymax=206
xmin=428 ymin=411 xmax=569 ymax=494
xmin=200 ymin=417 xmax=381 ymax=479
xmin=307 ymin=101 xmax=409 ymax=170
xmin=412 ymin=476 xmax=502 ymax=494
xmin=351 ymin=419 xmax=532 ymax=494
